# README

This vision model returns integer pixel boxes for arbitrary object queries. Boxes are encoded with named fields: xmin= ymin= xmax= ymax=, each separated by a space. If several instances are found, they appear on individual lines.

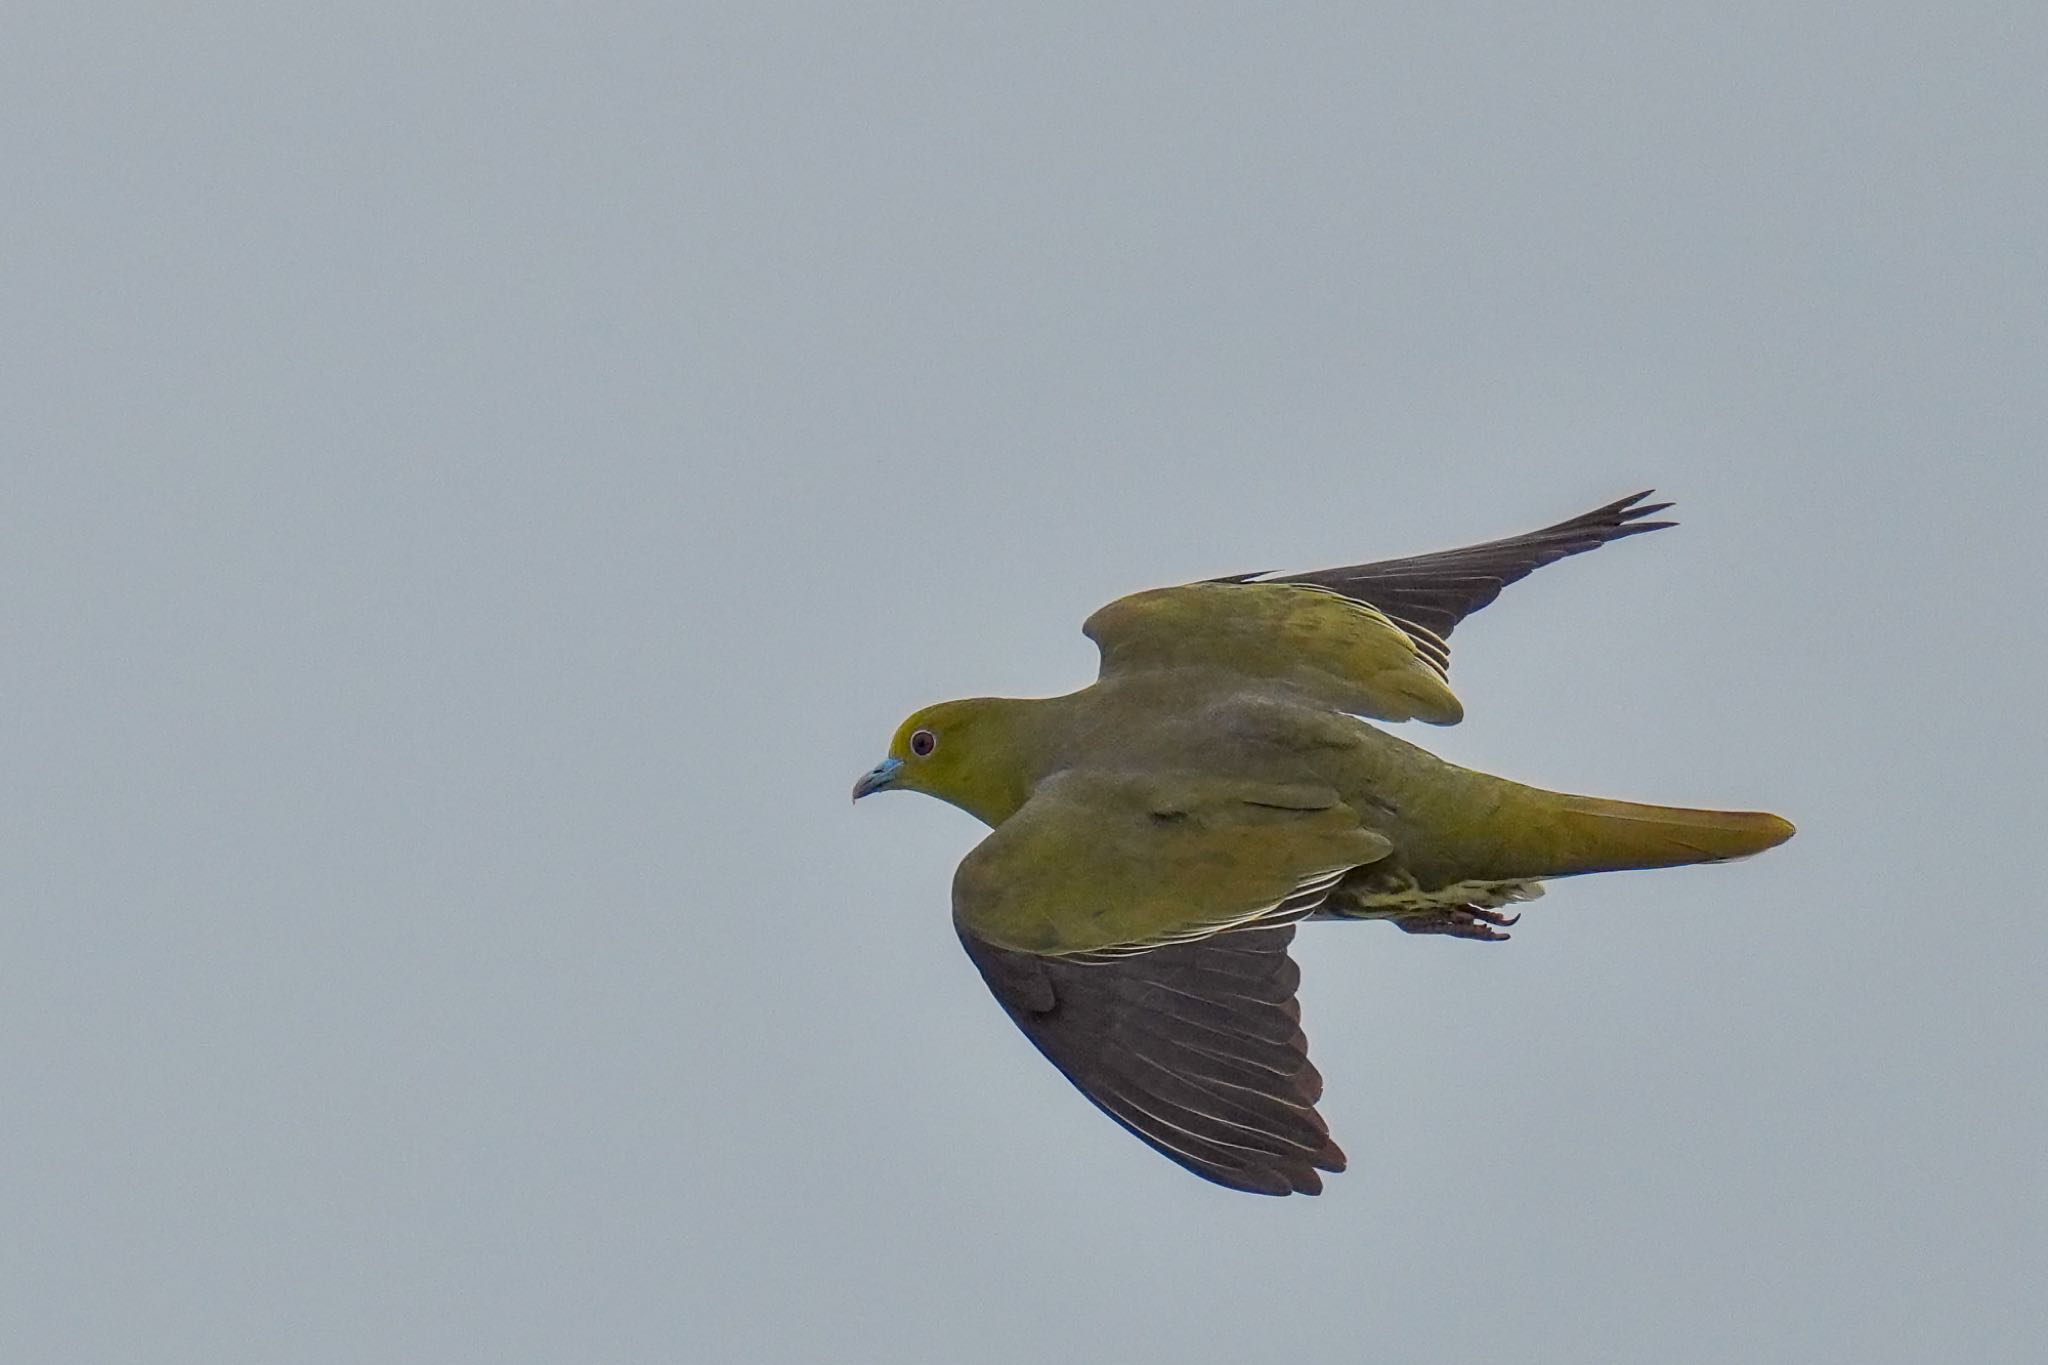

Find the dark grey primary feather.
xmin=958 ymin=924 xmax=1345 ymax=1196
xmin=1222 ymin=489 xmax=1675 ymax=645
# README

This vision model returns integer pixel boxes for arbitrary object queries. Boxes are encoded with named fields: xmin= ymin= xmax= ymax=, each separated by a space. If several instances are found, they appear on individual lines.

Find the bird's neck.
xmin=937 ymin=695 xmax=1062 ymax=827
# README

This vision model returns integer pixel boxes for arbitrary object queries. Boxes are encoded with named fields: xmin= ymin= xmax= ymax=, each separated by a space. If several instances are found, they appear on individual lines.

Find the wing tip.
xmin=1566 ymin=488 xmax=1679 ymax=537
xmin=1201 ymin=1149 xmax=1345 ymax=1197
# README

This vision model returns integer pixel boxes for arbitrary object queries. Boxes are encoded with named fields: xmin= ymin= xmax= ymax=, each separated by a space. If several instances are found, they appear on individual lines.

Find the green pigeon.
xmin=853 ymin=492 xmax=1793 ymax=1196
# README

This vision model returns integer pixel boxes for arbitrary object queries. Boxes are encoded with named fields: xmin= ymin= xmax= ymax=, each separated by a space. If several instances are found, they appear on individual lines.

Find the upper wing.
xmin=959 ymin=924 xmax=1344 ymax=1195
xmin=951 ymin=771 xmax=1388 ymax=1193
xmin=1084 ymin=491 xmax=1672 ymax=725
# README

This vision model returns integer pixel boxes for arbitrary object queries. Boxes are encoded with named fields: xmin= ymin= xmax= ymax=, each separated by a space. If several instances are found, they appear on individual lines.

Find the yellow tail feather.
xmin=1534 ymin=794 xmax=1796 ymax=877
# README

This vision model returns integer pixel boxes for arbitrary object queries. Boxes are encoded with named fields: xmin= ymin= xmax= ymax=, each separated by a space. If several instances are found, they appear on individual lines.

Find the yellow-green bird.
xmin=853 ymin=492 xmax=1793 ymax=1196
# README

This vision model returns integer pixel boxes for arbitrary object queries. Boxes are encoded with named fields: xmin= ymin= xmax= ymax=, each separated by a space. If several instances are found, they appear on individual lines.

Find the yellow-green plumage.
xmin=1085 ymin=581 xmax=1465 ymax=724
xmin=953 ymin=771 xmax=1391 ymax=955
xmin=855 ymin=491 xmax=1793 ymax=1195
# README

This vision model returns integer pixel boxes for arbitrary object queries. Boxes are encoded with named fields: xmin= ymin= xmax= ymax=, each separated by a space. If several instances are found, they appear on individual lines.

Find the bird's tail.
xmin=1497 ymin=787 xmax=1796 ymax=879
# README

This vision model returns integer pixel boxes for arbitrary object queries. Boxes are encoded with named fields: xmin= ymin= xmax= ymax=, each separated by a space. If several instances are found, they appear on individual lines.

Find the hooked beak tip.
xmin=851 ymin=757 xmax=904 ymax=803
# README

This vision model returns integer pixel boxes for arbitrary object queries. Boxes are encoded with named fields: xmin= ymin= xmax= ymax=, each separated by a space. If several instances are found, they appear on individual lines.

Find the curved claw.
xmin=1394 ymin=904 xmax=1520 ymax=941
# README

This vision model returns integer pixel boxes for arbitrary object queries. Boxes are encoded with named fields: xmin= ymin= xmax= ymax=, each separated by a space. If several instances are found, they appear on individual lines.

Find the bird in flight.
xmin=852 ymin=492 xmax=1793 ymax=1195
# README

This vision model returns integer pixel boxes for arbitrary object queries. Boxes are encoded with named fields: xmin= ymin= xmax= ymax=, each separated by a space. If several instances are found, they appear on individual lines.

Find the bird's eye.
xmin=909 ymin=729 xmax=937 ymax=757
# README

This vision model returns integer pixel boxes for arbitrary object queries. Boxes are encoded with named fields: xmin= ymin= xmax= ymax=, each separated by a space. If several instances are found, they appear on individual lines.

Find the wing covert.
xmin=951 ymin=771 xmax=1391 ymax=957
xmin=1084 ymin=581 xmax=1466 ymax=725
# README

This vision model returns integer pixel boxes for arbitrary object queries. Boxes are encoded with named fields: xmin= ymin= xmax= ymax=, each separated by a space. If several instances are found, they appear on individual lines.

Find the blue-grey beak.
xmin=851 ymin=756 xmax=904 ymax=802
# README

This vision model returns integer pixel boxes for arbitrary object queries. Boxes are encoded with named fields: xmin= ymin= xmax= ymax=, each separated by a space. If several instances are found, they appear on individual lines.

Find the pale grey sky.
xmin=5 ymin=5 xmax=2045 ymax=1362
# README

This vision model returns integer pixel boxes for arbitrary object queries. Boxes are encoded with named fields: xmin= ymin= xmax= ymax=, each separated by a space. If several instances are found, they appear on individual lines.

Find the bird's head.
xmin=851 ymin=697 xmax=1032 ymax=825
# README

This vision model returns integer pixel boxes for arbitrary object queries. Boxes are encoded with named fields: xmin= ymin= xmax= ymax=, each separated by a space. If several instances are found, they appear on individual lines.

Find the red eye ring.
xmin=909 ymin=729 xmax=937 ymax=757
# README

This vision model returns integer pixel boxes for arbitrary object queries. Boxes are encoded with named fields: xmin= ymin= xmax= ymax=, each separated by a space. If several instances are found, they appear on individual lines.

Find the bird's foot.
xmin=1393 ymin=905 xmax=1519 ymax=941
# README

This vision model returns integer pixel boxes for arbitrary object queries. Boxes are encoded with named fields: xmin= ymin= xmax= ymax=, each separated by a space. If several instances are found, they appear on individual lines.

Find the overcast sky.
xmin=6 ymin=5 xmax=2045 ymax=1362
